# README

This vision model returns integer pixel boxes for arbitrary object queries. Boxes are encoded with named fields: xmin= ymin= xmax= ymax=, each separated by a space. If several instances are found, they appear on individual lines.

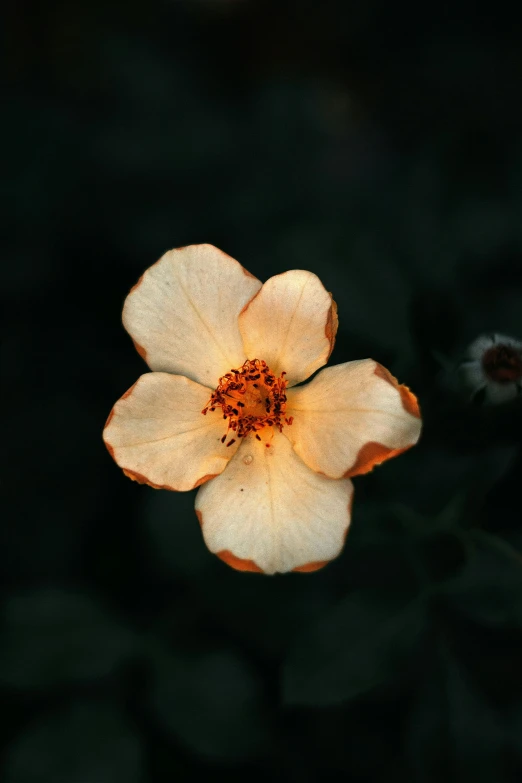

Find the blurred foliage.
xmin=0 ymin=589 xmax=139 ymax=690
xmin=4 ymin=0 xmax=522 ymax=781
xmin=148 ymin=642 xmax=269 ymax=760
xmin=283 ymin=589 xmax=426 ymax=706
xmin=4 ymin=702 xmax=144 ymax=783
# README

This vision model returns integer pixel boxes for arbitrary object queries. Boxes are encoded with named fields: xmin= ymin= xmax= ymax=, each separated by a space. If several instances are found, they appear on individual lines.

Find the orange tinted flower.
xmin=104 ymin=244 xmax=422 ymax=574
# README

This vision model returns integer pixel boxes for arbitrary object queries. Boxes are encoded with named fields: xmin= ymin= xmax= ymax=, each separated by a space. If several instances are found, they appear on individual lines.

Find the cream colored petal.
xmin=285 ymin=360 xmax=422 ymax=479
xmin=103 ymin=373 xmax=239 ymax=492
xmin=195 ymin=431 xmax=353 ymax=574
xmin=123 ymin=244 xmax=262 ymax=387
xmin=239 ymin=270 xmax=337 ymax=386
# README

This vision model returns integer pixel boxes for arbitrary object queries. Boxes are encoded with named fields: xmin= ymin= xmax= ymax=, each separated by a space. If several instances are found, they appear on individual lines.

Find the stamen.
xmin=482 ymin=344 xmax=522 ymax=383
xmin=202 ymin=359 xmax=292 ymax=444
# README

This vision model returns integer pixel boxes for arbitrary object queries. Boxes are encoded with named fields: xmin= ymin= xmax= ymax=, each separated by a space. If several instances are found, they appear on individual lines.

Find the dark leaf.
xmin=149 ymin=642 xmax=268 ymax=761
xmin=0 ymin=589 xmax=139 ymax=690
xmin=439 ymin=532 xmax=522 ymax=629
xmin=283 ymin=589 xmax=425 ymax=706
xmin=4 ymin=701 xmax=144 ymax=783
xmin=407 ymin=645 xmax=509 ymax=783
xmin=372 ymin=444 xmax=518 ymax=515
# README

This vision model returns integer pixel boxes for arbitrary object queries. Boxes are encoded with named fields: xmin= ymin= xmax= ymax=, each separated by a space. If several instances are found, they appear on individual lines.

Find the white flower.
xmin=458 ymin=333 xmax=522 ymax=405
xmin=103 ymin=245 xmax=422 ymax=574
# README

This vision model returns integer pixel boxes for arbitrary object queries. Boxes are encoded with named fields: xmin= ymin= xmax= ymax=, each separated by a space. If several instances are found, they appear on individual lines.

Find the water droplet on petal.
xmin=243 ymin=454 xmax=253 ymax=465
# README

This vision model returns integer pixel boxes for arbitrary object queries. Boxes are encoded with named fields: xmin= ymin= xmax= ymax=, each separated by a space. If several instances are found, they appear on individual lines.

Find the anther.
xmin=203 ymin=359 xmax=293 ymax=444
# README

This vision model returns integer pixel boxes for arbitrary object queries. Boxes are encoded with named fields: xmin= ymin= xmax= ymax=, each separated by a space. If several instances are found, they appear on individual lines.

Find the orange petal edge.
xmin=373 ymin=363 xmax=420 ymax=418
xmin=344 ymin=441 xmax=412 ymax=478
xmin=132 ymin=339 xmax=148 ymax=362
xmin=325 ymin=296 xmax=339 ymax=356
xmin=104 ymin=380 xmax=140 ymax=430
xmin=294 ymin=489 xmax=353 ymax=571
xmin=293 ymin=560 xmax=330 ymax=573
xmin=195 ymin=511 xmax=264 ymax=572
xmin=193 ymin=473 xmax=218 ymax=488
xmin=216 ymin=549 xmax=264 ymax=573
xmin=122 ymin=468 xmax=177 ymax=491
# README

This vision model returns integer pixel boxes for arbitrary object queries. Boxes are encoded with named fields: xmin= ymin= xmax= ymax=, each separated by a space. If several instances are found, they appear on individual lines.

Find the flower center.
xmin=202 ymin=359 xmax=293 ymax=447
xmin=482 ymin=344 xmax=522 ymax=384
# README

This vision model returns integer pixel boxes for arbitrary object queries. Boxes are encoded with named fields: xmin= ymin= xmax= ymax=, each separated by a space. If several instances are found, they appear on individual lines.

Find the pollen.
xmin=201 ymin=359 xmax=293 ymax=446
xmin=482 ymin=343 xmax=522 ymax=383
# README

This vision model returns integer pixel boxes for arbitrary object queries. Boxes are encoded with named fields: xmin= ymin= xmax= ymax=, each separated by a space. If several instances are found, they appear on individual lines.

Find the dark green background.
xmin=4 ymin=1 xmax=522 ymax=781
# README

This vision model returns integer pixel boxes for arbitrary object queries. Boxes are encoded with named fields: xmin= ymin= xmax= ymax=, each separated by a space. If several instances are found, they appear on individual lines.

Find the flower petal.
xmin=458 ymin=359 xmax=486 ymax=393
xmin=458 ymin=353 xmax=522 ymax=405
xmin=103 ymin=373 xmax=239 ymax=492
xmin=465 ymin=332 xmax=521 ymax=361
xmin=123 ymin=244 xmax=262 ymax=387
xmin=485 ymin=381 xmax=520 ymax=404
xmin=239 ymin=270 xmax=337 ymax=386
xmin=195 ymin=431 xmax=353 ymax=574
xmin=285 ymin=360 xmax=421 ymax=479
